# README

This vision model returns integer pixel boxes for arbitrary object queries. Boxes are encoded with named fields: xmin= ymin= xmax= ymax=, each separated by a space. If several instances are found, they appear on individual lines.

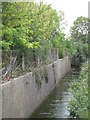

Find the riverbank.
xmin=30 ymin=67 xmax=80 ymax=118
xmin=1 ymin=56 xmax=71 ymax=118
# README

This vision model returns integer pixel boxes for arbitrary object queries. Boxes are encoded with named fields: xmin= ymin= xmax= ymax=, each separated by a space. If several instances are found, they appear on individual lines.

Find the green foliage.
xmin=71 ymin=16 xmax=88 ymax=43
xmin=2 ymin=2 xmax=71 ymax=61
xmin=68 ymin=62 xmax=88 ymax=118
xmin=32 ymin=65 xmax=49 ymax=87
xmin=2 ymin=2 xmax=60 ymax=51
xmin=74 ymin=41 xmax=88 ymax=63
xmin=65 ymin=38 xmax=75 ymax=56
xmin=70 ymin=16 xmax=88 ymax=64
xmin=51 ymin=31 xmax=66 ymax=58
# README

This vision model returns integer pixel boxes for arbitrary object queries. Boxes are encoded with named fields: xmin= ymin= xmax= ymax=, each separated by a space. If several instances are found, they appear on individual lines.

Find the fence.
xmin=1 ymin=48 xmax=61 ymax=83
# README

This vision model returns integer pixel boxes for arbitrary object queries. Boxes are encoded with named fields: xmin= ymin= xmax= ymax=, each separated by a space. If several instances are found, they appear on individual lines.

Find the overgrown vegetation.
xmin=67 ymin=16 xmax=89 ymax=118
xmin=32 ymin=66 xmax=49 ymax=87
xmin=70 ymin=16 xmax=88 ymax=65
xmin=1 ymin=1 xmax=75 ymax=81
xmin=68 ymin=62 xmax=88 ymax=118
xmin=1 ymin=1 xmax=89 ymax=119
xmin=67 ymin=16 xmax=89 ymax=119
xmin=1 ymin=2 xmax=73 ymax=61
xmin=32 ymin=68 xmax=42 ymax=88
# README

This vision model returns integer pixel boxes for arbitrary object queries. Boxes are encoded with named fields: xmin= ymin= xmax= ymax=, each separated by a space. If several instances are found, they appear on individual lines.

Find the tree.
xmin=71 ymin=16 xmax=88 ymax=43
xmin=2 ymin=1 xmax=69 ymax=68
xmin=70 ymin=16 xmax=88 ymax=64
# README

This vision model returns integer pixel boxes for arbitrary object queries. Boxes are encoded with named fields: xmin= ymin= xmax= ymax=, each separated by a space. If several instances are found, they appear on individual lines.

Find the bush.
xmin=68 ymin=62 xmax=88 ymax=118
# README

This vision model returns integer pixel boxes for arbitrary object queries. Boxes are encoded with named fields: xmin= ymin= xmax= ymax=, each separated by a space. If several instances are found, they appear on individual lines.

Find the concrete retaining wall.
xmin=1 ymin=56 xmax=71 ymax=118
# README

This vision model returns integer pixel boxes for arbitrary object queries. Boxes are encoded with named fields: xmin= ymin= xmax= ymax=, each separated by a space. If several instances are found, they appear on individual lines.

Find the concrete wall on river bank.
xmin=1 ymin=56 xmax=71 ymax=118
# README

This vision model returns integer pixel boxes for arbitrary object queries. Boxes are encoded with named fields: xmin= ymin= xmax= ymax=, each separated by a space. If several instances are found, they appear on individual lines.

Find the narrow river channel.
xmin=30 ymin=68 xmax=80 ymax=118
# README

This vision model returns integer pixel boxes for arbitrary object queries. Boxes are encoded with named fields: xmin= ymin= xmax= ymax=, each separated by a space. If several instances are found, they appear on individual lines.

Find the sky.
xmin=34 ymin=0 xmax=89 ymax=36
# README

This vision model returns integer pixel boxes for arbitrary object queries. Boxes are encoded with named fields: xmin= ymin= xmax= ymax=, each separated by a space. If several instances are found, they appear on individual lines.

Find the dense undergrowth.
xmin=1 ymin=1 xmax=75 ymax=82
xmin=68 ymin=62 xmax=88 ymax=118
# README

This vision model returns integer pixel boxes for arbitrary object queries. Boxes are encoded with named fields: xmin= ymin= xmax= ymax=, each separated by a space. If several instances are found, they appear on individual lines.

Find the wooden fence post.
xmin=37 ymin=55 xmax=40 ymax=65
xmin=65 ymin=48 xmax=68 ymax=56
xmin=0 ymin=51 xmax=1 ymax=68
xmin=22 ymin=53 xmax=25 ymax=70
xmin=56 ymin=48 xmax=59 ymax=60
xmin=10 ymin=50 xmax=12 ymax=73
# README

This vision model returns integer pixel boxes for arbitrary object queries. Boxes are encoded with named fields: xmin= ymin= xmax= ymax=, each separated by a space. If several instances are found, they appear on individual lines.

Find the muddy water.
xmin=30 ymin=68 xmax=80 ymax=118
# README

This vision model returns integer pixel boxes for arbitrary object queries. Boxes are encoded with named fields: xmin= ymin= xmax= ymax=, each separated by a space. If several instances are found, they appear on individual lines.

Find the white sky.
xmin=34 ymin=0 xmax=89 ymax=36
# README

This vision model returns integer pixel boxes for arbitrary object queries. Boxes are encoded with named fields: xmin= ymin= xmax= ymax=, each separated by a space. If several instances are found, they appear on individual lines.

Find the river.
xmin=30 ymin=67 xmax=80 ymax=118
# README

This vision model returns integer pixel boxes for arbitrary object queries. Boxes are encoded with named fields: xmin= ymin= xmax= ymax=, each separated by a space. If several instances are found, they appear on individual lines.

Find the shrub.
xmin=68 ymin=62 xmax=88 ymax=118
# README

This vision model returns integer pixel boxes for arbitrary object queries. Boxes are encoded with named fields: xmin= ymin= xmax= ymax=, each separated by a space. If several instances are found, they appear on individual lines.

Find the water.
xmin=30 ymin=68 xmax=80 ymax=118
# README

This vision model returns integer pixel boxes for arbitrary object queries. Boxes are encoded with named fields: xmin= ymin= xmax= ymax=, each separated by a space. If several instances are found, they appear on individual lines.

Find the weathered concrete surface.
xmin=0 ymin=85 xmax=2 ymax=120
xmin=1 ymin=56 xmax=71 ymax=118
